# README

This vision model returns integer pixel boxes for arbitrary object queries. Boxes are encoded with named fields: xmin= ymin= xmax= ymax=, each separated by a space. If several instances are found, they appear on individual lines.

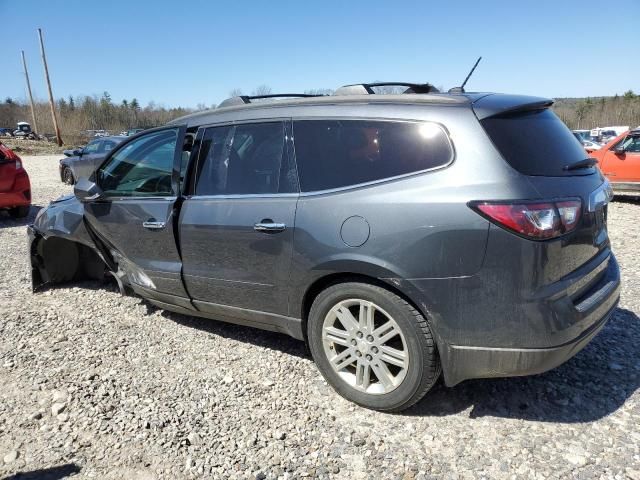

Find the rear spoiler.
xmin=471 ymin=94 xmax=554 ymax=120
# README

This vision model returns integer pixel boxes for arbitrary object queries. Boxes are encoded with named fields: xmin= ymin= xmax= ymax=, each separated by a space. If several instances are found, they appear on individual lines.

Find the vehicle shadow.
xmin=142 ymin=300 xmax=310 ymax=360
xmin=403 ymin=307 xmax=640 ymax=423
xmin=1 ymin=462 xmax=81 ymax=480
xmin=0 ymin=205 xmax=43 ymax=229
xmin=612 ymin=194 xmax=640 ymax=205
xmin=144 ymin=295 xmax=638 ymax=423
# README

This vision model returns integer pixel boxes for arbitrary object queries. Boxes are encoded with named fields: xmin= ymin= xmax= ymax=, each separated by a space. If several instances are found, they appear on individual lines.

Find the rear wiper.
xmin=564 ymin=158 xmax=598 ymax=171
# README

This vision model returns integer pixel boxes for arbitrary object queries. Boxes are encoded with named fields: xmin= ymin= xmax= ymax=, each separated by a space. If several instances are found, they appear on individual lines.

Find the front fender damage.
xmin=28 ymin=194 xmax=108 ymax=291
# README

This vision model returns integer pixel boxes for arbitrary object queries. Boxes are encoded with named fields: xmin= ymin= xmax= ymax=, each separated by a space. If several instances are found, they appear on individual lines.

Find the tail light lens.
xmin=471 ymin=199 xmax=582 ymax=240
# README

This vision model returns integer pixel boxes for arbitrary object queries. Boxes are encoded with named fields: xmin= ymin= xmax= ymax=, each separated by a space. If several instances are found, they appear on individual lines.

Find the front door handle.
xmin=254 ymin=220 xmax=286 ymax=233
xmin=143 ymin=220 xmax=166 ymax=230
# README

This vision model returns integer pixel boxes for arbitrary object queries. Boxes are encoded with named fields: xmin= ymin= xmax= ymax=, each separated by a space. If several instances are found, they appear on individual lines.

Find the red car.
xmin=0 ymin=141 xmax=31 ymax=218
xmin=590 ymin=128 xmax=640 ymax=195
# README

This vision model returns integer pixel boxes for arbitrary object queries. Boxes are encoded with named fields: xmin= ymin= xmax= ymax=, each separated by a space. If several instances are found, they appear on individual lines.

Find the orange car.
xmin=590 ymin=128 xmax=640 ymax=194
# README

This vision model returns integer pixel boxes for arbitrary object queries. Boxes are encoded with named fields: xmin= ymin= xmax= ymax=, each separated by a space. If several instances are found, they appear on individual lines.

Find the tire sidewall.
xmin=308 ymin=282 xmax=432 ymax=411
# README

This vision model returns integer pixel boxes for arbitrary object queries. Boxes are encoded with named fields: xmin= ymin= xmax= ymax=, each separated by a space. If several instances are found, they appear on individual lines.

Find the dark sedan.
xmin=59 ymin=136 xmax=126 ymax=184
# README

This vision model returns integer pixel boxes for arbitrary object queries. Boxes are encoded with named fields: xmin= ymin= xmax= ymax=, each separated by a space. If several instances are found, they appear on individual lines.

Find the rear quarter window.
xmin=481 ymin=108 xmax=591 ymax=176
xmin=293 ymin=120 xmax=453 ymax=192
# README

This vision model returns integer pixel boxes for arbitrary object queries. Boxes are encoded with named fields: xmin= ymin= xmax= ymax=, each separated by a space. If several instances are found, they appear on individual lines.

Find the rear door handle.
xmin=254 ymin=220 xmax=286 ymax=233
xmin=142 ymin=220 xmax=166 ymax=230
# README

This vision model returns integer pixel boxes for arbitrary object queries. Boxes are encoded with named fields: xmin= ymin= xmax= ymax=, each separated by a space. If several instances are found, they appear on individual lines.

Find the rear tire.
xmin=8 ymin=206 xmax=30 ymax=218
xmin=62 ymin=167 xmax=75 ymax=185
xmin=307 ymin=282 xmax=441 ymax=412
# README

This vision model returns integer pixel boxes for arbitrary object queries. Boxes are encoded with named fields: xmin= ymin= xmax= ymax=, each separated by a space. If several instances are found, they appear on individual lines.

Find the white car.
xmin=582 ymin=139 xmax=601 ymax=152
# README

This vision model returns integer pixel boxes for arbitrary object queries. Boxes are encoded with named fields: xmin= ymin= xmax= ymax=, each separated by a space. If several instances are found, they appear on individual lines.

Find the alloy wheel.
xmin=322 ymin=299 xmax=409 ymax=395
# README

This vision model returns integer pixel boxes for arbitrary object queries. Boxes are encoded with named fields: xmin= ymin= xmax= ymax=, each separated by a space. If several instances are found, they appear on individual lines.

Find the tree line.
xmin=0 ymin=93 xmax=193 ymax=144
xmin=1 ymin=88 xmax=638 ymax=144
xmin=553 ymin=90 xmax=639 ymax=130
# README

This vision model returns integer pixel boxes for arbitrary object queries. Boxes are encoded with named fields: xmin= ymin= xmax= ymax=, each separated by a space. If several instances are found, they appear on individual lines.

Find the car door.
xmin=83 ymin=126 xmax=190 ymax=301
xmin=600 ymin=134 xmax=640 ymax=183
xmin=179 ymin=120 xmax=298 ymax=316
xmin=74 ymin=139 xmax=101 ymax=180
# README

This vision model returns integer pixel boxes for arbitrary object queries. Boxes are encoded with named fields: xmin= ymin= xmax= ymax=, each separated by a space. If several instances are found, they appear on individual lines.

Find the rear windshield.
xmin=481 ymin=108 xmax=592 ymax=176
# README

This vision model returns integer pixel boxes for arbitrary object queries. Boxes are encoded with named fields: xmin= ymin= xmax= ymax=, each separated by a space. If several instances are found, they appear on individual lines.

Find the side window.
xmin=195 ymin=122 xmax=296 ymax=195
xmin=97 ymin=129 xmax=178 ymax=197
xmin=622 ymin=136 xmax=640 ymax=153
xmin=84 ymin=140 xmax=100 ymax=154
xmin=293 ymin=120 xmax=453 ymax=192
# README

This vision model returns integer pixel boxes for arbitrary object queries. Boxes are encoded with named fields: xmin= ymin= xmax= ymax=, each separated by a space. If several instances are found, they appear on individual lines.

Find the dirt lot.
xmin=1 ymin=155 xmax=639 ymax=480
xmin=1 ymin=139 xmax=80 ymax=157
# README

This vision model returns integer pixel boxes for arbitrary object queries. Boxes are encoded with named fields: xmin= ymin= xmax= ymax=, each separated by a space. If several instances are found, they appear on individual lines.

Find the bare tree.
xmin=228 ymin=88 xmax=243 ymax=97
xmin=304 ymin=88 xmax=334 ymax=96
xmin=252 ymin=85 xmax=273 ymax=96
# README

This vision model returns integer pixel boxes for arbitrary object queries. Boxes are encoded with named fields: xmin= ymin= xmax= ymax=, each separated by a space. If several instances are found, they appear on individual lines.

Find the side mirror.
xmin=614 ymin=146 xmax=626 ymax=155
xmin=74 ymin=177 xmax=104 ymax=202
xmin=75 ymin=148 xmax=83 ymax=156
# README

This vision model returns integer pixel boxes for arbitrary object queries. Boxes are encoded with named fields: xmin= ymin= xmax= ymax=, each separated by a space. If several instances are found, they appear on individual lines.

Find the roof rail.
xmin=334 ymin=82 xmax=439 ymax=96
xmin=218 ymin=93 xmax=325 ymax=109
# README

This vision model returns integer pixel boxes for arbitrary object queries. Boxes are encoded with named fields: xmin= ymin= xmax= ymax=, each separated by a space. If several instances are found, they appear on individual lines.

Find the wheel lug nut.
xmin=366 ymin=335 xmax=374 ymax=342
xmin=356 ymin=351 xmax=362 ymax=357
xmin=371 ymin=346 xmax=378 ymax=354
xmin=365 ymin=354 xmax=372 ymax=361
xmin=356 ymin=331 xmax=363 ymax=338
xmin=351 ymin=339 xmax=357 ymax=346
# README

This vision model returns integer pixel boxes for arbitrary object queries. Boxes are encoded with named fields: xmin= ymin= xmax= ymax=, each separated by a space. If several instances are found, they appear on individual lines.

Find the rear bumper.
xmin=437 ymin=253 xmax=620 ymax=386
xmin=440 ymin=302 xmax=616 ymax=386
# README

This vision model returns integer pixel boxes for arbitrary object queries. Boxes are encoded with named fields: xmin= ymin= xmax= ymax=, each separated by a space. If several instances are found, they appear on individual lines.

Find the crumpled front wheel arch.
xmin=31 ymin=234 xmax=107 ymax=291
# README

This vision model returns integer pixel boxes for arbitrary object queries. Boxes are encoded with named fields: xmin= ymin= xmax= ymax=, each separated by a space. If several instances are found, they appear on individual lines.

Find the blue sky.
xmin=2 ymin=0 xmax=638 ymax=108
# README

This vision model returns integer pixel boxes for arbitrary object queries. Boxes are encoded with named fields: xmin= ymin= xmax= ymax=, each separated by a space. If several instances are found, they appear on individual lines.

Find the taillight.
xmin=471 ymin=199 xmax=582 ymax=240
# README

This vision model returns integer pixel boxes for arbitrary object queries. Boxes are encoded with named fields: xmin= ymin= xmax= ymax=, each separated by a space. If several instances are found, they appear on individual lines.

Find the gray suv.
xmin=29 ymin=84 xmax=620 ymax=411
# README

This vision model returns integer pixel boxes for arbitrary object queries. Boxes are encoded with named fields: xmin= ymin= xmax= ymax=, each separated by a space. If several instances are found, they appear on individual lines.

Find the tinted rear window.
xmin=481 ymin=108 xmax=591 ymax=176
xmin=293 ymin=120 xmax=453 ymax=192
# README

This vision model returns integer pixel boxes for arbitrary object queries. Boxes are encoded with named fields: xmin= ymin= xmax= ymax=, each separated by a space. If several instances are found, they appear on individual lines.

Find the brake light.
xmin=471 ymin=199 xmax=582 ymax=240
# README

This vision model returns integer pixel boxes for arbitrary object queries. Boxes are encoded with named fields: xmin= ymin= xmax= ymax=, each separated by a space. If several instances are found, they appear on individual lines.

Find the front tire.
xmin=62 ymin=166 xmax=75 ymax=185
xmin=307 ymin=282 xmax=441 ymax=412
xmin=8 ymin=206 xmax=30 ymax=218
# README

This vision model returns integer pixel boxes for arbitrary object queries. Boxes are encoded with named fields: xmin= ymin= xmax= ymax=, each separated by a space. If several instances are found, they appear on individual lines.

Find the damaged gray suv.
xmin=29 ymin=84 xmax=620 ymax=411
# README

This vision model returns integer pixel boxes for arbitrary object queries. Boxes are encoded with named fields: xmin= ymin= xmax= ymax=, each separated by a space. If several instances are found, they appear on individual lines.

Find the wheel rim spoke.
xmin=331 ymin=348 xmax=357 ymax=370
xmin=379 ymin=345 xmax=407 ymax=368
xmin=371 ymin=361 xmax=395 ymax=389
xmin=358 ymin=301 xmax=375 ymax=331
xmin=324 ymin=326 xmax=351 ymax=347
xmin=334 ymin=305 xmax=359 ymax=331
xmin=355 ymin=360 xmax=371 ymax=390
xmin=374 ymin=320 xmax=399 ymax=344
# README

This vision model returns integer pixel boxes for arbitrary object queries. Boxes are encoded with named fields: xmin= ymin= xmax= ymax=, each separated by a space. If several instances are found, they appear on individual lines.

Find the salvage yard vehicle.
xmin=589 ymin=128 xmax=640 ymax=195
xmin=581 ymin=139 xmax=601 ymax=153
xmin=0 ymin=141 xmax=31 ymax=218
xmin=573 ymin=132 xmax=601 ymax=153
xmin=29 ymin=84 xmax=620 ymax=411
xmin=59 ymin=136 xmax=126 ymax=184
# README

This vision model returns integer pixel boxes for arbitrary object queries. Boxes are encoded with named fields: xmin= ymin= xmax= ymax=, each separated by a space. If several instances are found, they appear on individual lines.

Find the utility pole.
xmin=37 ymin=28 xmax=63 ymax=146
xmin=21 ymin=50 xmax=39 ymax=135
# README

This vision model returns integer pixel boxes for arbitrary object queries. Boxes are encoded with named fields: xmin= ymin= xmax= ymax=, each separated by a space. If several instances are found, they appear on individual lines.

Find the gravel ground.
xmin=1 ymin=155 xmax=639 ymax=480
